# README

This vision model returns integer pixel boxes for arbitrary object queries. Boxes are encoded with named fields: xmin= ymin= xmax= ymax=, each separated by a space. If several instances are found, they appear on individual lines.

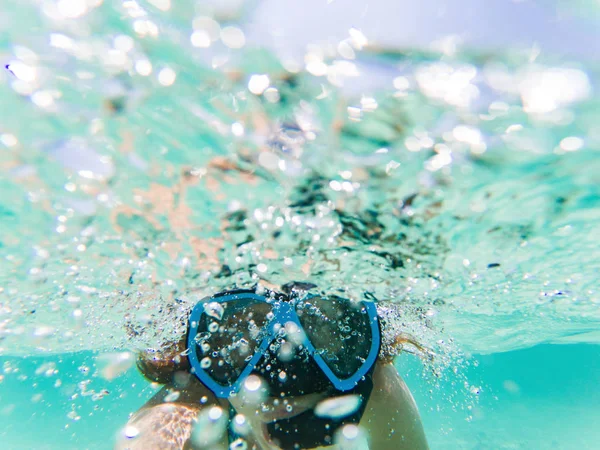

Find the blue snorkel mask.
xmin=186 ymin=288 xmax=381 ymax=398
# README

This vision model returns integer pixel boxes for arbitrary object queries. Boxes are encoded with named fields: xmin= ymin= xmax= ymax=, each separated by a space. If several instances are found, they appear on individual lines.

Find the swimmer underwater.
xmin=116 ymin=283 xmax=429 ymax=450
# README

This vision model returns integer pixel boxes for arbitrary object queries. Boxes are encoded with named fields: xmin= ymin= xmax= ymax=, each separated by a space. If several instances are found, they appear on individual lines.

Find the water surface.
xmin=1 ymin=1 xmax=599 ymax=448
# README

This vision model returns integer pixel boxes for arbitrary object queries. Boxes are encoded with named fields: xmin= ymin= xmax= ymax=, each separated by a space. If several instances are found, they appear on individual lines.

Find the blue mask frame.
xmin=187 ymin=291 xmax=380 ymax=398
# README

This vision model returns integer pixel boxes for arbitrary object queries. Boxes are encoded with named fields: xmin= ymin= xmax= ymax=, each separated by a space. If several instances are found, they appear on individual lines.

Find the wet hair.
xmin=136 ymin=340 xmax=190 ymax=384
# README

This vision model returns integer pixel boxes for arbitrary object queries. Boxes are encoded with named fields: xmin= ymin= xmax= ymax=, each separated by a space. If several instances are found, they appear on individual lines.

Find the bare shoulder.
xmin=361 ymin=362 xmax=429 ymax=450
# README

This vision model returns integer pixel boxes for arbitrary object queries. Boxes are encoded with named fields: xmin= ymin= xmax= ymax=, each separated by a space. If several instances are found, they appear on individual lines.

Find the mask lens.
xmin=296 ymin=296 xmax=374 ymax=379
xmin=191 ymin=297 xmax=273 ymax=386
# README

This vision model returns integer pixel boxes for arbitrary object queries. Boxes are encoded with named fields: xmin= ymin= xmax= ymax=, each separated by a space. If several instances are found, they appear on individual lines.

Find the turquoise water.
xmin=1 ymin=1 xmax=600 ymax=449
xmin=2 ymin=344 xmax=600 ymax=449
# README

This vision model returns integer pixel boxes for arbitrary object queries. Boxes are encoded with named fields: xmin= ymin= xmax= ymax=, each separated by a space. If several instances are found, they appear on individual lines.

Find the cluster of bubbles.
xmin=118 ymin=364 xmax=371 ymax=449
xmin=2 ymin=6 xmax=599 ymax=450
xmin=1 ymin=0 xmax=599 ymax=415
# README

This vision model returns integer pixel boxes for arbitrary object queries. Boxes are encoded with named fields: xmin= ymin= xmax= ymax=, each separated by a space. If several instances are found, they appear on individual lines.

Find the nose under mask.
xmin=251 ymin=346 xmax=335 ymax=398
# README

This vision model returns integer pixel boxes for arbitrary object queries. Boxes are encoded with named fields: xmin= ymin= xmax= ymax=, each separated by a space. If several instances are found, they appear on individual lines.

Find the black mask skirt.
xmin=227 ymin=344 xmax=376 ymax=449
xmin=264 ymin=372 xmax=374 ymax=449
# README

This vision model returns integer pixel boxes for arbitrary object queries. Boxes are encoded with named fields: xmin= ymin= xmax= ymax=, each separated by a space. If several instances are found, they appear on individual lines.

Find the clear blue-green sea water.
xmin=2 ymin=344 xmax=600 ymax=449
xmin=1 ymin=1 xmax=599 ymax=449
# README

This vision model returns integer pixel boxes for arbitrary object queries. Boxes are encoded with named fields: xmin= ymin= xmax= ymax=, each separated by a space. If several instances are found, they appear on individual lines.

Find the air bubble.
xmin=191 ymin=406 xmax=228 ymax=448
xmin=240 ymin=375 xmax=268 ymax=404
xmin=248 ymin=74 xmax=270 ymax=95
xmin=334 ymin=424 xmax=369 ymax=449
xmin=96 ymin=352 xmax=134 ymax=380
xmin=204 ymin=302 xmax=225 ymax=320
xmin=278 ymin=342 xmax=294 ymax=362
xmin=67 ymin=410 xmax=81 ymax=421
xmin=158 ymin=67 xmax=176 ymax=86
xmin=191 ymin=30 xmax=211 ymax=48
xmin=229 ymin=438 xmax=248 ymax=450
xmin=200 ymin=357 xmax=212 ymax=369
xmin=123 ymin=425 xmax=139 ymax=439
xmin=221 ymin=26 xmax=245 ymax=49
xmin=232 ymin=414 xmax=250 ymax=436
xmin=135 ymin=59 xmax=152 ymax=76
xmin=315 ymin=394 xmax=362 ymax=419
xmin=195 ymin=331 xmax=211 ymax=342
xmin=164 ymin=390 xmax=180 ymax=402
xmin=244 ymin=375 xmax=262 ymax=392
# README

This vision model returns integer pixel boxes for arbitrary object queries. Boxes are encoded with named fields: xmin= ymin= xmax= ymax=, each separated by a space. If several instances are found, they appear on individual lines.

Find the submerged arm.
xmin=116 ymin=343 xmax=229 ymax=450
xmin=115 ymin=376 xmax=230 ymax=450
